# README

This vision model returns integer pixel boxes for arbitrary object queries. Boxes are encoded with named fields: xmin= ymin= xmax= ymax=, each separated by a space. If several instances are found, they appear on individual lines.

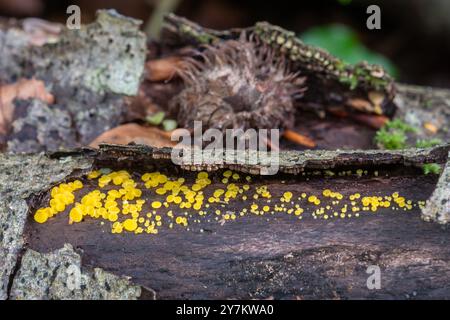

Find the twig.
xmin=145 ymin=0 xmax=182 ymax=39
xmin=283 ymin=129 xmax=316 ymax=148
xmin=349 ymin=114 xmax=389 ymax=129
xmin=328 ymin=108 xmax=389 ymax=129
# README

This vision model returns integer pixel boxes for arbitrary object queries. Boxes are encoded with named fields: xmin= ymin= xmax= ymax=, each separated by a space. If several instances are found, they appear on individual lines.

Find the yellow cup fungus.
xmin=33 ymin=169 xmax=423 ymax=236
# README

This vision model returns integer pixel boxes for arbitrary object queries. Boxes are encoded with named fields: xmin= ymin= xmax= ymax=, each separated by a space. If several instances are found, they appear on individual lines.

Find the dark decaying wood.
xmin=23 ymin=145 xmax=450 ymax=299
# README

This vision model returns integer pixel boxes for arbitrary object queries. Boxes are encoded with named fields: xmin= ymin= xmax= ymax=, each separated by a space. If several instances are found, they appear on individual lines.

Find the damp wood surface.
xmin=25 ymin=166 xmax=450 ymax=299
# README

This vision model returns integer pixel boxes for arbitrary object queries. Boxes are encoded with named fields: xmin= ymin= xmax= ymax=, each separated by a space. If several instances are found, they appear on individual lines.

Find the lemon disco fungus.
xmin=33 ymin=168 xmax=427 ymax=235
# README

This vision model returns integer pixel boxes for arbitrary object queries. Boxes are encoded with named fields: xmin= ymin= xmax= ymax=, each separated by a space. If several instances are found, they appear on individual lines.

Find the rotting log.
xmin=1 ymin=144 xmax=449 ymax=300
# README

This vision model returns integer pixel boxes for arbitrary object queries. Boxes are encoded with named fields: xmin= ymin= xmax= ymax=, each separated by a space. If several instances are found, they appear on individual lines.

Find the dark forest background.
xmin=1 ymin=0 xmax=449 ymax=88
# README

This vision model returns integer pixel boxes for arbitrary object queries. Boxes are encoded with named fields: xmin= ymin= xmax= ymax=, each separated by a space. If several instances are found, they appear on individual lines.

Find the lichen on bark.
xmin=10 ymin=244 xmax=141 ymax=300
xmin=0 ymin=10 xmax=147 ymax=153
xmin=0 ymin=152 xmax=92 ymax=299
xmin=422 ymin=153 xmax=450 ymax=224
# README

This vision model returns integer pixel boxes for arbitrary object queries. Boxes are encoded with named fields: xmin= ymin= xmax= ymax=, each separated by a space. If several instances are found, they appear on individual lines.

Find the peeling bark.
xmin=422 ymin=154 xmax=450 ymax=224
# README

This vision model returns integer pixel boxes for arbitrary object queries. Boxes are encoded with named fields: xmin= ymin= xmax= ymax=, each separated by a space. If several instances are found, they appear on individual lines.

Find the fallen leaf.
xmin=0 ymin=78 xmax=54 ymax=136
xmin=346 ymin=98 xmax=373 ymax=113
xmin=350 ymin=114 xmax=389 ymax=129
xmin=145 ymin=56 xmax=184 ymax=82
xmin=368 ymin=91 xmax=385 ymax=106
xmin=89 ymin=123 xmax=176 ymax=148
xmin=423 ymin=122 xmax=438 ymax=134
xmin=327 ymin=108 xmax=388 ymax=129
xmin=283 ymin=129 xmax=316 ymax=148
xmin=368 ymin=91 xmax=385 ymax=115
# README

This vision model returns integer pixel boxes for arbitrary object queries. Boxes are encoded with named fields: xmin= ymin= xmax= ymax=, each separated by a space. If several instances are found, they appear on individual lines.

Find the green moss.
xmin=375 ymin=119 xmax=444 ymax=152
xmin=180 ymin=24 xmax=217 ymax=44
xmin=374 ymin=119 xmax=419 ymax=150
xmin=416 ymin=138 xmax=443 ymax=148
xmin=375 ymin=128 xmax=407 ymax=150
xmin=422 ymin=163 xmax=442 ymax=175
xmin=384 ymin=119 xmax=418 ymax=133
xmin=340 ymin=74 xmax=359 ymax=90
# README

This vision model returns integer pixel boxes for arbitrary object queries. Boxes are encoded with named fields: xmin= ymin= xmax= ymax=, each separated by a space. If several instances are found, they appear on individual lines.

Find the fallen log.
xmin=0 ymin=144 xmax=449 ymax=299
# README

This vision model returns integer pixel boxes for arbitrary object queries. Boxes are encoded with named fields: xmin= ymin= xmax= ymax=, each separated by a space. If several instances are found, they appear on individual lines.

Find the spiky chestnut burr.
xmin=169 ymin=34 xmax=306 ymax=131
xmin=163 ymin=14 xmax=397 ymax=122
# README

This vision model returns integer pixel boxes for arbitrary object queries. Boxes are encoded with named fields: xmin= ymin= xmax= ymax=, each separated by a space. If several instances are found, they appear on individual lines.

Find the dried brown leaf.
xmin=145 ymin=56 xmax=184 ymax=82
xmin=89 ymin=123 xmax=176 ymax=148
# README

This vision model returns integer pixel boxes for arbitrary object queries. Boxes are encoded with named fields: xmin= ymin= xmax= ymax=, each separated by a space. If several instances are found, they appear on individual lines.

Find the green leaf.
xmin=162 ymin=119 xmax=177 ymax=131
xmin=146 ymin=111 xmax=165 ymax=125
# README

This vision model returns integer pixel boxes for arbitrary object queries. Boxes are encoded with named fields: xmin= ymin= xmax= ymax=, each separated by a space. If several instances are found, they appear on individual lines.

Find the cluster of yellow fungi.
xmin=33 ymin=168 xmax=426 ymax=235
